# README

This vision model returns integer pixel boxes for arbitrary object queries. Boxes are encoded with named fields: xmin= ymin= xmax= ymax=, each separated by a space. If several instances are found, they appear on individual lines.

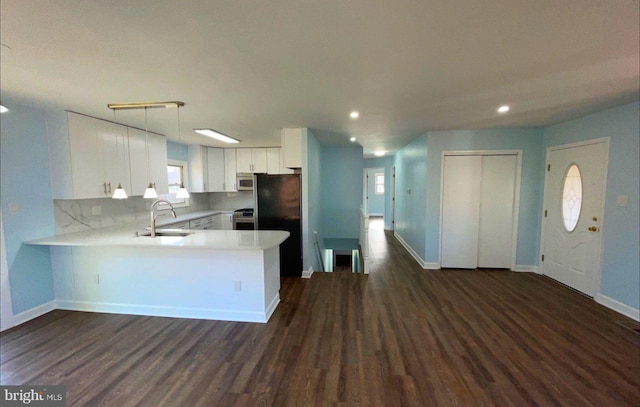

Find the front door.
xmin=541 ymin=139 xmax=609 ymax=296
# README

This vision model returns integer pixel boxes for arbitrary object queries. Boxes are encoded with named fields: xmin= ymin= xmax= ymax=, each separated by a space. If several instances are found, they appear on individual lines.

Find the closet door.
xmin=477 ymin=155 xmax=517 ymax=268
xmin=441 ymin=155 xmax=482 ymax=268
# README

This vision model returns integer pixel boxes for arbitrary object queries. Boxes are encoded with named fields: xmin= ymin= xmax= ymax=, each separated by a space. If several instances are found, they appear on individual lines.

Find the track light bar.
xmin=107 ymin=101 xmax=185 ymax=110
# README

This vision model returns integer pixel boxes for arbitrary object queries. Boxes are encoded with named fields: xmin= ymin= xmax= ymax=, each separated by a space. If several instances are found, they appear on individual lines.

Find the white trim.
xmin=0 ymin=210 xmax=14 ymax=332
xmin=439 ymin=150 xmax=522 ymax=270
xmin=595 ymin=294 xmax=640 ymax=322
xmin=56 ymin=299 xmax=274 ymax=323
xmin=302 ymin=266 xmax=314 ymax=279
xmin=424 ymin=262 xmax=440 ymax=270
xmin=264 ymin=293 xmax=280 ymax=321
xmin=8 ymin=300 xmax=57 ymax=329
xmin=394 ymin=232 xmax=428 ymax=269
xmin=390 ymin=166 xmax=396 ymax=232
xmin=514 ymin=265 xmax=539 ymax=273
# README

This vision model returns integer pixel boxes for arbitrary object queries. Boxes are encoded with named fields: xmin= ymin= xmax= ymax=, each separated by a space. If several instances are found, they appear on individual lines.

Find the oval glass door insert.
xmin=562 ymin=164 xmax=582 ymax=232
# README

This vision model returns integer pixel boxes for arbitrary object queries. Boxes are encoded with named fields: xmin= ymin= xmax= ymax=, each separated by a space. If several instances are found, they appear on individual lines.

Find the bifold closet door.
xmin=477 ymin=155 xmax=517 ymax=268
xmin=441 ymin=155 xmax=482 ymax=268
xmin=441 ymin=154 xmax=517 ymax=269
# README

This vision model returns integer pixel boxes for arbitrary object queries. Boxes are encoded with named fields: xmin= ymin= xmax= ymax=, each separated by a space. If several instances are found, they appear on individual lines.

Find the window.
xmin=561 ymin=164 xmax=582 ymax=232
xmin=160 ymin=160 xmax=190 ymax=208
xmin=375 ymin=173 xmax=384 ymax=195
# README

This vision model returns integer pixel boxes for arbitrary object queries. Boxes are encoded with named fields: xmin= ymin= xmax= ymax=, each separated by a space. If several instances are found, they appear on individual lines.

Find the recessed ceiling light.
xmin=497 ymin=105 xmax=510 ymax=114
xmin=350 ymin=137 xmax=356 ymax=142
xmin=350 ymin=111 xmax=359 ymax=119
xmin=0 ymin=105 xmax=8 ymax=113
xmin=194 ymin=128 xmax=240 ymax=143
xmin=374 ymin=151 xmax=385 ymax=156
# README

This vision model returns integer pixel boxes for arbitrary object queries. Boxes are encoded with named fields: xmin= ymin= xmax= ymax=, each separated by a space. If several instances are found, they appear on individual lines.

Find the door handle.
xmin=588 ymin=226 xmax=599 ymax=232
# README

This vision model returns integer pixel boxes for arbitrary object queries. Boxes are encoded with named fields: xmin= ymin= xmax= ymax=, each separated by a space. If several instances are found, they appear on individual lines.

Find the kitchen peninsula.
xmin=28 ymin=226 xmax=289 ymax=323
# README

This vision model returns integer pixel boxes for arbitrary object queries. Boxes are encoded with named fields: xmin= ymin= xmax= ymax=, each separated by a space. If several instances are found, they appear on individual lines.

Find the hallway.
xmin=1 ymin=221 xmax=639 ymax=406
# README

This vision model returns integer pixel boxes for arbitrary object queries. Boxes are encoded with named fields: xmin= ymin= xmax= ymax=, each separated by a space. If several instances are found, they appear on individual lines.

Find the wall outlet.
xmin=616 ymin=195 xmax=629 ymax=207
xmin=233 ymin=280 xmax=241 ymax=292
xmin=91 ymin=205 xmax=102 ymax=215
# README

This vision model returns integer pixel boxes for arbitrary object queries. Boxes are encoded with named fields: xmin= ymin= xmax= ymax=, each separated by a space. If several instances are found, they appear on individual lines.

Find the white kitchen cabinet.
xmin=47 ymin=111 xmax=167 ymax=199
xmin=206 ymin=148 xmax=225 ymax=192
xmin=236 ymin=148 xmax=267 ymax=173
xmin=48 ymin=112 xmax=132 ymax=199
xmin=224 ymin=149 xmax=237 ymax=191
xmin=267 ymin=147 xmax=294 ymax=175
xmin=220 ymin=213 xmax=233 ymax=230
xmin=188 ymin=145 xmax=208 ymax=192
xmin=281 ymin=128 xmax=304 ymax=169
xmin=128 ymin=127 xmax=169 ymax=196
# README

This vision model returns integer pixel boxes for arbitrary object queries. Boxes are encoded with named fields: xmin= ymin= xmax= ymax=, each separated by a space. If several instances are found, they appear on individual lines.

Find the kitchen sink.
xmin=137 ymin=229 xmax=193 ymax=237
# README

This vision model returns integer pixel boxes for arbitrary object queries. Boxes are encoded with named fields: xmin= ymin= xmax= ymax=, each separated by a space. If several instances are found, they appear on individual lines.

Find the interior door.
xmin=478 ymin=155 xmax=517 ymax=268
xmin=542 ymin=140 xmax=608 ymax=296
xmin=441 ymin=155 xmax=482 ymax=268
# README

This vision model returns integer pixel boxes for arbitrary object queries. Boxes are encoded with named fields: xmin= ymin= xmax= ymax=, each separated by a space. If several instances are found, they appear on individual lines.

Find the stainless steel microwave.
xmin=237 ymin=174 xmax=254 ymax=191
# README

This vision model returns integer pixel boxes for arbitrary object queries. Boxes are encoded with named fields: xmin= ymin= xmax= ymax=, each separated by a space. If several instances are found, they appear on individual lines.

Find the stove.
xmin=233 ymin=208 xmax=255 ymax=230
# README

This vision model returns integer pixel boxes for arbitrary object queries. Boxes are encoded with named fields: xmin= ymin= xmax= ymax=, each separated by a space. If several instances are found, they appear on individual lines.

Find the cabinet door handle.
xmin=108 ymin=182 xmax=112 ymax=194
xmin=103 ymin=182 xmax=108 ymax=194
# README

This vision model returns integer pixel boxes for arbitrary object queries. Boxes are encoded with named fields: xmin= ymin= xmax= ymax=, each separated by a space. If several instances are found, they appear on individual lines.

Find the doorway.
xmin=363 ymin=167 xmax=385 ymax=218
xmin=440 ymin=151 xmax=521 ymax=269
xmin=540 ymin=138 xmax=609 ymax=296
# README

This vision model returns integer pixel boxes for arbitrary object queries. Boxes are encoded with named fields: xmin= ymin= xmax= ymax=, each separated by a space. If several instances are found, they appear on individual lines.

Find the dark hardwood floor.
xmin=2 ymin=219 xmax=639 ymax=406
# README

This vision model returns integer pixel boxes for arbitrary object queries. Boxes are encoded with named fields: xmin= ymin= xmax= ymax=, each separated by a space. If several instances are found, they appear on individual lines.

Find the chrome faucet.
xmin=149 ymin=199 xmax=177 ymax=237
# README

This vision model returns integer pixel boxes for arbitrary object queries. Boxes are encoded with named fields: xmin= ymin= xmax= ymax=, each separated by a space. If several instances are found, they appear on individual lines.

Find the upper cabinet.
xmin=48 ymin=111 xmax=164 ymax=199
xmin=188 ymin=145 xmax=208 ymax=193
xmin=206 ymin=147 xmax=225 ymax=192
xmin=236 ymin=148 xmax=267 ymax=173
xmin=281 ymin=128 xmax=304 ymax=168
xmin=224 ymin=149 xmax=237 ymax=192
xmin=128 ymin=127 xmax=168 ymax=196
xmin=267 ymin=147 xmax=294 ymax=175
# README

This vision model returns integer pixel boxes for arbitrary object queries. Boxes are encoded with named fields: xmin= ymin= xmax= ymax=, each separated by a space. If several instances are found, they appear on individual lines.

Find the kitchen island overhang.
xmin=28 ymin=229 xmax=290 ymax=323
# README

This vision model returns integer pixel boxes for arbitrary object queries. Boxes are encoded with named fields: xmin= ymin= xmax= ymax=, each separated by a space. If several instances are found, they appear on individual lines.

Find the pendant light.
xmin=175 ymin=105 xmax=190 ymax=199
xmin=142 ymin=107 xmax=159 ymax=199
xmin=110 ymin=107 xmax=129 ymax=199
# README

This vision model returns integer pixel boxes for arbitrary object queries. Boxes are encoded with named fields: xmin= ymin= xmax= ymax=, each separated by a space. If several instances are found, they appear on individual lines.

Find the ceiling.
xmin=1 ymin=1 xmax=638 ymax=156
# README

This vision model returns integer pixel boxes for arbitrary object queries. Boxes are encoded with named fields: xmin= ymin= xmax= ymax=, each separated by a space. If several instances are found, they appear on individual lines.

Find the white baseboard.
xmin=264 ymin=294 xmax=280 ymax=322
xmin=302 ymin=266 xmax=314 ymax=278
xmin=424 ymin=262 xmax=440 ymax=270
xmin=514 ymin=265 xmax=539 ymax=273
xmin=394 ymin=233 xmax=429 ymax=269
xmin=56 ymin=299 xmax=272 ymax=323
xmin=595 ymin=294 xmax=640 ymax=321
xmin=6 ymin=300 xmax=57 ymax=330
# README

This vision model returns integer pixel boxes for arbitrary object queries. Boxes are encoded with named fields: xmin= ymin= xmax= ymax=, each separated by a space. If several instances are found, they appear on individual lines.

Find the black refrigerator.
xmin=254 ymin=173 xmax=302 ymax=277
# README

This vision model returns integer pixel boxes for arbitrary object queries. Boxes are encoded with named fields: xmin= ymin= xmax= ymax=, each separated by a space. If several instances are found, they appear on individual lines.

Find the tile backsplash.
xmin=54 ymin=193 xmax=209 ymax=235
xmin=209 ymin=191 xmax=254 ymax=210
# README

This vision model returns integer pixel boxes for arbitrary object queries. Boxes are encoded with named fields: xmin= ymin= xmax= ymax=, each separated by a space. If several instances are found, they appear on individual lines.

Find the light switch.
xmin=616 ymin=195 xmax=628 ymax=207
xmin=91 ymin=205 xmax=102 ymax=215
xmin=8 ymin=203 xmax=20 ymax=214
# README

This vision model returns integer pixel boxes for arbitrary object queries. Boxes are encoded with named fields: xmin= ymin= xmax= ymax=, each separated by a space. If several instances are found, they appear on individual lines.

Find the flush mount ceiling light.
xmin=350 ymin=111 xmax=359 ymax=119
xmin=497 ymin=105 xmax=510 ymax=114
xmin=374 ymin=151 xmax=385 ymax=156
xmin=350 ymin=137 xmax=357 ymax=142
xmin=0 ymin=105 xmax=8 ymax=113
xmin=194 ymin=128 xmax=240 ymax=144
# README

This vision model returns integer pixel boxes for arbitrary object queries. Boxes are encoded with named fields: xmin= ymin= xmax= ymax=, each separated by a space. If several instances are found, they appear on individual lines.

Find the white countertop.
xmin=26 ymin=209 xmax=288 ymax=250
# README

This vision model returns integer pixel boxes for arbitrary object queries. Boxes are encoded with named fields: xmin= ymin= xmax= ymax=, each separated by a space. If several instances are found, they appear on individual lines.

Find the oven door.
xmin=233 ymin=217 xmax=255 ymax=230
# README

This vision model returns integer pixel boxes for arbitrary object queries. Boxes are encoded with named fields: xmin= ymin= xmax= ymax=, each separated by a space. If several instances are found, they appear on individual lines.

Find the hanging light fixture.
xmin=141 ymin=107 xmax=159 ymax=199
xmin=174 ymin=105 xmax=190 ymax=199
xmin=107 ymin=101 xmax=185 ymax=199
xmin=110 ymin=107 xmax=129 ymax=199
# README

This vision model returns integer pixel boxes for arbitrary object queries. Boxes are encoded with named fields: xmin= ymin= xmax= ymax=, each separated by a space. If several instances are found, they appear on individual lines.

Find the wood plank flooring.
xmin=2 ymin=219 xmax=639 ymax=406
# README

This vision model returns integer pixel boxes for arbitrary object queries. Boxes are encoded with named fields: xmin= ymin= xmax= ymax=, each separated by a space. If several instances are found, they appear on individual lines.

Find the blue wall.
xmin=166 ymin=141 xmax=189 ymax=162
xmin=0 ymin=103 xmax=56 ymax=314
xmin=393 ymin=136 xmax=429 ymax=261
xmin=305 ymin=130 xmax=323 ymax=271
xmin=320 ymin=146 xmax=364 ymax=239
xmin=543 ymin=102 xmax=639 ymax=309
xmin=426 ymin=128 xmax=544 ymax=266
